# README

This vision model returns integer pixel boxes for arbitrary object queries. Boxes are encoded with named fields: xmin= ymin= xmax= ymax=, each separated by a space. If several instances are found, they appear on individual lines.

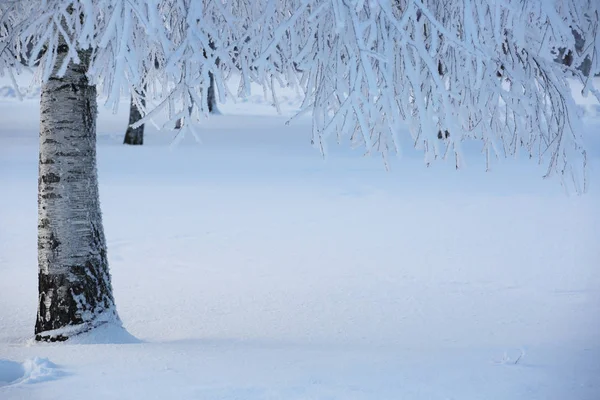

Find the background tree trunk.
xmin=36 ymin=46 xmax=119 ymax=341
xmin=124 ymin=90 xmax=145 ymax=145
xmin=207 ymin=71 xmax=216 ymax=114
xmin=175 ymin=72 xmax=217 ymax=129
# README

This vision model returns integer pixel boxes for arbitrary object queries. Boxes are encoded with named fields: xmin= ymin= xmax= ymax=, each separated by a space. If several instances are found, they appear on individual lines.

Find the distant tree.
xmin=1 ymin=0 xmax=598 ymax=341
xmin=174 ymin=72 xmax=217 ymax=130
xmin=124 ymin=90 xmax=145 ymax=145
xmin=124 ymin=51 xmax=164 ymax=146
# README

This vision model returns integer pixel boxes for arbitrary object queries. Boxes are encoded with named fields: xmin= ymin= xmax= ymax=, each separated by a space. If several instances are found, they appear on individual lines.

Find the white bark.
xmin=37 ymin=45 xmax=119 ymax=341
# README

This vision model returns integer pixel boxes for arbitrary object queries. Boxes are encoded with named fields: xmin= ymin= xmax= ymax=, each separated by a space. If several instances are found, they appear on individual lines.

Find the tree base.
xmin=35 ymin=320 xmax=140 ymax=344
xmin=34 ymin=309 xmax=121 ymax=342
xmin=123 ymin=128 xmax=144 ymax=145
xmin=35 ymin=333 xmax=69 ymax=342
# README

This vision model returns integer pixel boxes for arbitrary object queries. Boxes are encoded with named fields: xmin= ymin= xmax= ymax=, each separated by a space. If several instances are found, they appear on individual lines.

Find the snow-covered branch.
xmin=1 ymin=0 xmax=598 ymax=190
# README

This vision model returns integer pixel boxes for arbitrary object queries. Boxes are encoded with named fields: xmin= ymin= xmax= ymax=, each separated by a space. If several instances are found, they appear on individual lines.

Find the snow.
xmin=0 ymin=358 xmax=63 ymax=387
xmin=0 ymin=77 xmax=599 ymax=399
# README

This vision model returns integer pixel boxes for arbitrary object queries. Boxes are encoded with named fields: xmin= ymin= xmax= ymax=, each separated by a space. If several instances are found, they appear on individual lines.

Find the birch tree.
xmin=1 ymin=0 xmax=157 ymax=341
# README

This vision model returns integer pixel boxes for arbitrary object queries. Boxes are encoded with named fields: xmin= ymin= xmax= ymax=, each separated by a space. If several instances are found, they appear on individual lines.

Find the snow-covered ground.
xmin=1 ymin=78 xmax=599 ymax=399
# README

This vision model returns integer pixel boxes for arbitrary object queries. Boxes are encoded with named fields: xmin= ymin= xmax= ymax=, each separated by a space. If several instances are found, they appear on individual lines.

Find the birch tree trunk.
xmin=124 ymin=91 xmax=144 ymax=145
xmin=36 ymin=45 xmax=119 ymax=341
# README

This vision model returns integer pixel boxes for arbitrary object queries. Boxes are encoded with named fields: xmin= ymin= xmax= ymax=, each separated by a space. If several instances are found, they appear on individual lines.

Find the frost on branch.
xmin=245 ymin=0 xmax=598 ymax=191
xmin=1 ymin=0 xmax=599 ymax=190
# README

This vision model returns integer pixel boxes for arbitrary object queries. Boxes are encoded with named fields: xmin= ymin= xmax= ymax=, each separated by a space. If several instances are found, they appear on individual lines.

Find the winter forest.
xmin=0 ymin=0 xmax=599 ymax=399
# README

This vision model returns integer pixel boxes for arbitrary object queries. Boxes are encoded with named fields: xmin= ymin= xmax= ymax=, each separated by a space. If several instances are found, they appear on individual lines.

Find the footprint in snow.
xmin=0 ymin=358 xmax=63 ymax=387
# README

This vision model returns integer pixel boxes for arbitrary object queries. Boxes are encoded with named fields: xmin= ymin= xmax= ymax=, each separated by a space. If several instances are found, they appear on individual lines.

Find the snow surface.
xmin=0 ymin=77 xmax=599 ymax=399
xmin=0 ymin=358 xmax=63 ymax=387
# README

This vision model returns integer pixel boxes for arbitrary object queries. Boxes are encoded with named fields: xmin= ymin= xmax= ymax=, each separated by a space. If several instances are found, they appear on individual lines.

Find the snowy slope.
xmin=0 ymin=78 xmax=599 ymax=400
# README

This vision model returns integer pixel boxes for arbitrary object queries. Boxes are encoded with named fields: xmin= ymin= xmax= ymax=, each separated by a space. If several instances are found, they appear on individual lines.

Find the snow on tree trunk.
xmin=36 ymin=46 xmax=119 ymax=342
xmin=124 ymin=92 xmax=144 ymax=145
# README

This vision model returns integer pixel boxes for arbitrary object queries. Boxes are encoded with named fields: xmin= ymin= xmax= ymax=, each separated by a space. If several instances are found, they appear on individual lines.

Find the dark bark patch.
xmin=41 ymin=172 xmax=61 ymax=184
xmin=48 ymin=232 xmax=60 ymax=250
xmin=496 ymin=64 xmax=505 ymax=78
xmin=56 ymin=44 xmax=69 ymax=54
xmin=55 ymin=151 xmax=84 ymax=157
xmin=41 ymin=192 xmax=62 ymax=199
xmin=35 ymin=274 xmax=73 ymax=335
xmin=438 ymin=130 xmax=450 ymax=139
xmin=36 ymin=333 xmax=68 ymax=342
